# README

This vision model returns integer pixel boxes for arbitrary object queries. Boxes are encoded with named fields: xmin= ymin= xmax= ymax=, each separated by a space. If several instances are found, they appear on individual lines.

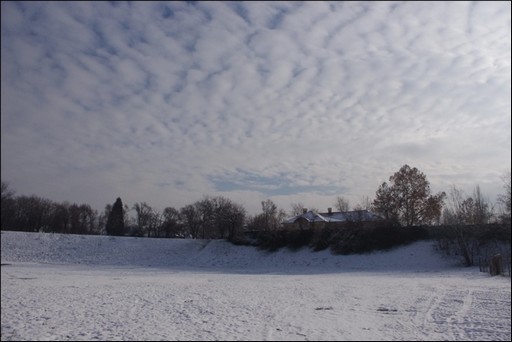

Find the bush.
xmin=434 ymin=224 xmax=511 ymax=266
xmin=255 ymin=231 xmax=287 ymax=252
xmin=286 ymin=229 xmax=314 ymax=251
xmin=310 ymin=227 xmax=334 ymax=251
xmin=245 ymin=223 xmax=430 ymax=254
xmin=326 ymin=224 xmax=428 ymax=255
xmin=228 ymin=234 xmax=253 ymax=246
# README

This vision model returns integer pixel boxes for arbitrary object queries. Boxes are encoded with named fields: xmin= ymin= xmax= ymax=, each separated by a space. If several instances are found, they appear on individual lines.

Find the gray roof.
xmin=284 ymin=210 xmax=382 ymax=224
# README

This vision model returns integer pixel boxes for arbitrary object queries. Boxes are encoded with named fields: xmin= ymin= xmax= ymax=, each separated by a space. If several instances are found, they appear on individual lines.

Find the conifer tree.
xmin=106 ymin=197 xmax=125 ymax=236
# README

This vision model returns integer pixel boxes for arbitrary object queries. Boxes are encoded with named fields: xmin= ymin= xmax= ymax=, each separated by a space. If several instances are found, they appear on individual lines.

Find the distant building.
xmin=283 ymin=208 xmax=383 ymax=230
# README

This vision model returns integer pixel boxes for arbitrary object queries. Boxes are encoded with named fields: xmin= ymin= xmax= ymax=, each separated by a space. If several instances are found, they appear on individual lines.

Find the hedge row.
xmin=244 ymin=224 xmax=428 ymax=254
xmin=240 ymin=223 xmax=510 ymax=255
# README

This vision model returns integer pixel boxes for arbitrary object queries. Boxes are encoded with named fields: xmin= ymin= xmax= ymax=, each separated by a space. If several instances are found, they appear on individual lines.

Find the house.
xmin=283 ymin=208 xmax=383 ymax=230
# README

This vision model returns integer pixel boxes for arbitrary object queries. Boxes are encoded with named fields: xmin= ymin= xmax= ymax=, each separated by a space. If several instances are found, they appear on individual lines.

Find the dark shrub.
xmin=310 ymin=227 xmax=334 ymax=251
xmin=286 ymin=229 xmax=314 ymax=251
xmin=330 ymin=224 xmax=429 ymax=255
xmin=243 ymin=222 xmax=432 ymax=254
xmin=255 ymin=230 xmax=287 ymax=251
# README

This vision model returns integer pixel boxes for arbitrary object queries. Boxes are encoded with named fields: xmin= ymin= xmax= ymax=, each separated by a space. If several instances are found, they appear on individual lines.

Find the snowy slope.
xmin=1 ymin=231 xmax=456 ymax=272
xmin=1 ymin=231 xmax=511 ymax=341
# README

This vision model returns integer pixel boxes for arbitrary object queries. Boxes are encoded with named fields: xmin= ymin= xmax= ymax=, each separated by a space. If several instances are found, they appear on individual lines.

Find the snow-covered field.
xmin=1 ymin=231 xmax=510 ymax=341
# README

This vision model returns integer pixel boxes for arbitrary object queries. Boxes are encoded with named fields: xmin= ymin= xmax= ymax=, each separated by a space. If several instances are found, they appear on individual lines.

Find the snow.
xmin=1 ymin=231 xmax=511 ymax=341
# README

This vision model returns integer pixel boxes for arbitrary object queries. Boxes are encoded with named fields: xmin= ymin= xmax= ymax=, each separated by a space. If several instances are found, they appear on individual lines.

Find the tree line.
xmin=1 ymin=165 xmax=510 ymax=239
xmin=372 ymin=165 xmax=510 ymax=226
xmin=0 ymin=188 xmax=249 ymax=241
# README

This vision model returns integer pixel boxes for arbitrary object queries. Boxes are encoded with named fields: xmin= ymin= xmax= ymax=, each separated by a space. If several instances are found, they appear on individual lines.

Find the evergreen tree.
xmin=106 ymin=197 xmax=125 ymax=236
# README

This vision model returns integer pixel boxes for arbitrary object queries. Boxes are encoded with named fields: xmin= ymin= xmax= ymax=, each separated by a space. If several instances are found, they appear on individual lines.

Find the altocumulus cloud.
xmin=1 ymin=1 xmax=510 ymax=215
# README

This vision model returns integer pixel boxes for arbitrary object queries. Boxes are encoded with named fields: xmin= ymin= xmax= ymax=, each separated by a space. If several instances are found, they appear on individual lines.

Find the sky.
xmin=1 ymin=231 xmax=511 ymax=340
xmin=1 ymin=1 xmax=511 ymax=216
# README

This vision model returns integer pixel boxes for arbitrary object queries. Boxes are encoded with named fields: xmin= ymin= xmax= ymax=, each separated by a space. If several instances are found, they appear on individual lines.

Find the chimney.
xmin=303 ymin=208 xmax=308 ymax=214
xmin=328 ymin=207 xmax=332 ymax=214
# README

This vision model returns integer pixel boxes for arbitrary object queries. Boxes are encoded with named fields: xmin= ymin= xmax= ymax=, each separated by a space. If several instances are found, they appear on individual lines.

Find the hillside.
xmin=1 ymin=231 xmax=456 ymax=272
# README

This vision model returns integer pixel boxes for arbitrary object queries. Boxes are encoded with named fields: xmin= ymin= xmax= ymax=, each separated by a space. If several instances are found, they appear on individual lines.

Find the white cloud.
xmin=1 ymin=1 xmax=510 ymax=215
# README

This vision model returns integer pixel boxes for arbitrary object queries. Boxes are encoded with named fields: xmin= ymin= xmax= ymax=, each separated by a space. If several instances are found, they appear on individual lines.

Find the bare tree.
xmin=262 ymin=199 xmax=278 ymax=231
xmin=334 ymin=196 xmax=350 ymax=212
xmin=353 ymin=196 xmax=372 ymax=211
xmin=133 ymin=202 xmax=154 ymax=237
xmin=213 ymin=197 xmax=246 ymax=241
xmin=98 ymin=204 xmax=112 ymax=234
xmin=162 ymin=207 xmax=182 ymax=238
xmin=195 ymin=197 xmax=216 ymax=239
xmin=49 ymin=201 xmax=70 ymax=234
xmin=252 ymin=199 xmax=286 ymax=231
xmin=1 ymin=181 xmax=14 ymax=201
xmin=69 ymin=204 xmax=86 ymax=234
xmin=497 ymin=170 xmax=511 ymax=223
xmin=212 ymin=196 xmax=231 ymax=239
xmin=192 ymin=196 xmax=246 ymax=240
xmin=439 ymin=185 xmax=498 ymax=266
xmin=443 ymin=185 xmax=493 ymax=225
xmin=8 ymin=195 xmax=53 ymax=232
xmin=471 ymin=185 xmax=493 ymax=224
xmin=149 ymin=209 xmax=162 ymax=238
xmin=68 ymin=203 xmax=95 ymax=234
xmin=123 ymin=204 xmax=132 ymax=228
xmin=290 ymin=202 xmax=306 ymax=216
xmin=0 ymin=182 xmax=16 ymax=230
xmin=180 ymin=204 xmax=201 ymax=239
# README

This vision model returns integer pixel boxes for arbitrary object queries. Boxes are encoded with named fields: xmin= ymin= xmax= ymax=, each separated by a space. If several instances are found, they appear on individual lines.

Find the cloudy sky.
xmin=1 ymin=1 xmax=510 ymax=216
